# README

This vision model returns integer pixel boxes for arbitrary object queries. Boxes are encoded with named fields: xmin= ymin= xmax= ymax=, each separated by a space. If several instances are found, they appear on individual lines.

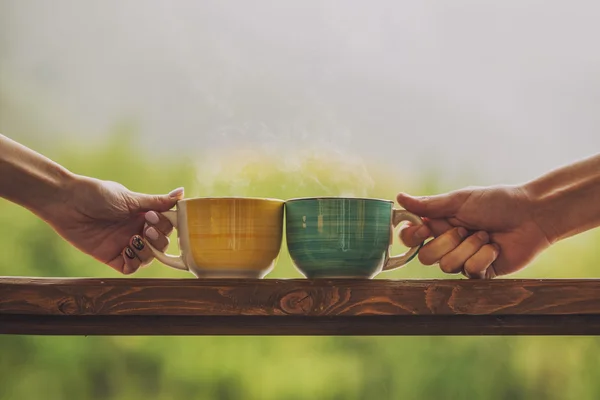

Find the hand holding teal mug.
xmin=285 ymin=197 xmax=424 ymax=278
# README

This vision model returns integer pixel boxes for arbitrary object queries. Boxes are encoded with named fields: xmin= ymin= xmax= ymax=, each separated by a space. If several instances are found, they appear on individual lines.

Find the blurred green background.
xmin=3 ymin=1 xmax=600 ymax=398
xmin=1 ymin=128 xmax=600 ymax=400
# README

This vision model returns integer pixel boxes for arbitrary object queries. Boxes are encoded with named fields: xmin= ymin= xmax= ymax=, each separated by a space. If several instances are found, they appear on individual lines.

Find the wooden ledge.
xmin=2 ymin=277 xmax=600 ymax=335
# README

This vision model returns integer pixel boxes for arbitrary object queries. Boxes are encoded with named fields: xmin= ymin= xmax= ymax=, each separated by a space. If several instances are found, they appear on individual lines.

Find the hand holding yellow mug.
xmin=146 ymin=197 xmax=285 ymax=278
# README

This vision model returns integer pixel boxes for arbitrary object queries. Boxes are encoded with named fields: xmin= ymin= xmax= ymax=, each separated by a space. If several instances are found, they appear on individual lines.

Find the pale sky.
xmin=1 ymin=0 xmax=599 ymax=187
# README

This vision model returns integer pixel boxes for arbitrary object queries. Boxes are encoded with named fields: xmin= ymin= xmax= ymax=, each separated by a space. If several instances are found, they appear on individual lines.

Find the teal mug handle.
xmin=382 ymin=209 xmax=425 ymax=271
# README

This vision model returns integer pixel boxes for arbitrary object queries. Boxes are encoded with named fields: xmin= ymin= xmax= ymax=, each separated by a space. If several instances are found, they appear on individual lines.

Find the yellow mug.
xmin=147 ymin=197 xmax=285 ymax=278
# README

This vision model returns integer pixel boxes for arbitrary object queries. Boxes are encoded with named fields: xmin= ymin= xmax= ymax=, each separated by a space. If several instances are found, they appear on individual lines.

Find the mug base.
xmin=192 ymin=270 xmax=266 ymax=279
xmin=303 ymin=274 xmax=374 ymax=280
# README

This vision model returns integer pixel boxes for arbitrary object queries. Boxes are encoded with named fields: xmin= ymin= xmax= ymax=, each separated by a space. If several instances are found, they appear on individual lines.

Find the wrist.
xmin=520 ymin=180 xmax=561 ymax=245
xmin=520 ymin=153 xmax=600 ymax=244
xmin=521 ymin=172 xmax=600 ymax=244
xmin=15 ymin=167 xmax=83 ymax=222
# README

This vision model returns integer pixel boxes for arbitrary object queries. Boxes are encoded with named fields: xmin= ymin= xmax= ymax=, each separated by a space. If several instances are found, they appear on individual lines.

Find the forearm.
xmin=0 ymin=134 xmax=77 ymax=220
xmin=523 ymin=153 xmax=600 ymax=243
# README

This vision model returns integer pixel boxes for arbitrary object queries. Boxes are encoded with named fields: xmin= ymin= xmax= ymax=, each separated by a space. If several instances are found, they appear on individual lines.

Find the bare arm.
xmin=524 ymin=153 xmax=600 ymax=244
xmin=0 ymin=134 xmax=79 ymax=221
xmin=398 ymin=153 xmax=600 ymax=278
xmin=0 ymin=133 xmax=181 ymax=274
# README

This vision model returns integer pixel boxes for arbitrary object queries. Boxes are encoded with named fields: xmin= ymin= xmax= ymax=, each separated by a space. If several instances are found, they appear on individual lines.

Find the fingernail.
xmin=124 ymin=247 xmax=136 ymax=259
xmin=145 ymin=211 xmax=160 ymax=224
xmin=458 ymin=227 xmax=468 ymax=238
xmin=476 ymin=231 xmax=489 ymax=242
xmin=145 ymin=227 xmax=159 ymax=241
xmin=415 ymin=225 xmax=430 ymax=240
xmin=168 ymin=187 xmax=184 ymax=198
xmin=131 ymin=235 xmax=145 ymax=251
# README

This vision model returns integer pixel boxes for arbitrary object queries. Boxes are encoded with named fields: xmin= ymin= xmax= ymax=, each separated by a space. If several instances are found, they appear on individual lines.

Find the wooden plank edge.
xmin=2 ymin=315 xmax=600 ymax=336
xmin=2 ymin=277 xmax=597 ymax=286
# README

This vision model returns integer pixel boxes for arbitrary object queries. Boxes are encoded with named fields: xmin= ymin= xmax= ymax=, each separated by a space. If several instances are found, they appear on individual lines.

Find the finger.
xmin=132 ymin=187 xmax=184 ymax=213
xmin=485 ymin=262 xmax=499 ymax=279
xmin=438 ymin=231 xmax=490 ymax=274
xmin=145 ymin=211 xmax=175 ymax=236
xmin=130 ymin=235 xmax=154 ymax=268
xmin=122 ymin=246 xmax=141 ymax=274
xmin=107 ymin=256 xmax=125 ymax=274
xmin=396 ymin=191 xmax=467 ymax=218
xmin=399 ymin=224 xmax=431 ymax=247
xmin=424 ymin=218 xmax=455 ymax=237
xmin=144 ymin=226 xmax=170 ymax=252
xmin=463 ymin=244 xmax=500 ymax=279
xmin=398 ymin=217 xmax=452 ymax=247
xmin=418 ymin=227 xmax=468 ymax=265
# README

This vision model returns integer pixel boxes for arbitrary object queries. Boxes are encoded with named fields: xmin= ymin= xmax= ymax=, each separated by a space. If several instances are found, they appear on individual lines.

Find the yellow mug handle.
xmin=145 ymin=210 xmax=188 ymax=271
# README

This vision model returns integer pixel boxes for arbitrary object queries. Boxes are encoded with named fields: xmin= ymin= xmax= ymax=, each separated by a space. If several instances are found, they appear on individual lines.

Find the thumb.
xmin=396 ymin=191 xmax=463 ymax=218
xmin=131 ymin=187 xmax=185 ymax=213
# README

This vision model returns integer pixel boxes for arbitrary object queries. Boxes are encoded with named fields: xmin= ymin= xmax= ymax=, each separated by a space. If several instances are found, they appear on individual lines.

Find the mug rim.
xmin=177 ymin=196 xmax=285 ymax=204
xmin=286 ymin=196 xmax=393 ymax=203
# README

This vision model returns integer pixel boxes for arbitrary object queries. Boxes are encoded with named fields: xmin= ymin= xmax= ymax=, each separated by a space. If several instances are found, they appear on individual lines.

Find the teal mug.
xmin=285 ymin=197 xmax=425 ymax=279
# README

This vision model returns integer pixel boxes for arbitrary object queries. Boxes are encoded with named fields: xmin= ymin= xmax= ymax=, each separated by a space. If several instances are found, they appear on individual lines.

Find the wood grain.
xmin=2 ymin=277 xmax=600 ymax=335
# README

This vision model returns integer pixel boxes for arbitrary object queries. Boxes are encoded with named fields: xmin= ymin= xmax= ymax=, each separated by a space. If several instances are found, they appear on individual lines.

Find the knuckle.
xmin=450 ymin=228 xmax=465 ymax=246
xmin=470 ymin=232 xmax=489 ymax=247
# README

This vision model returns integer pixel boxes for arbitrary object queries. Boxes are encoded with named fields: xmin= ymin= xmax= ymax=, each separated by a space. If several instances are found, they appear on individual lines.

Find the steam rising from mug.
xmin=189 ymin=125 xmax=377 ymax=199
